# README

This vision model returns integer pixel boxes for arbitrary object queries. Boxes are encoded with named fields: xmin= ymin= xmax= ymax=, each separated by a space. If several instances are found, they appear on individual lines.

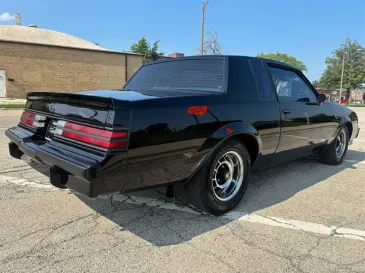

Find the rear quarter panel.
xmin=125 ymin=95 xmax=229 ymax=191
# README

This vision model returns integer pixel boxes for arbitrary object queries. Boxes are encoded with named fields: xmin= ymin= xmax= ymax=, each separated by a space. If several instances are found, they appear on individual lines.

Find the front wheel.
xmin=188 ymin=139 xmax=251 ymax=215
xmin=320 ymin=126 xmax=349 ymax=165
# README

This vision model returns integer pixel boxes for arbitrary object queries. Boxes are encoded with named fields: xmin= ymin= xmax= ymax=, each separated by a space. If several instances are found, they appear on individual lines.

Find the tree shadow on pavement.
xmin=77 ymin=149 xmax=365 ymax=246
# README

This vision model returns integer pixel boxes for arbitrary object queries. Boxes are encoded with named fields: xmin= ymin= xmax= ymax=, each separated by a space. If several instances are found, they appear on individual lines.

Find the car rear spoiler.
xmin=27 ymin=92 xmax=113 ymax=109
xmin=25 ymin=92 xmax=116 ymax=127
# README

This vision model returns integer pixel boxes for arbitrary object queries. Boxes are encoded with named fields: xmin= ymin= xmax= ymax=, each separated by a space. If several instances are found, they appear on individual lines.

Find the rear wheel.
xmin=188 ymin=139 xmax=251 ymax=215
xmin=320 ymin=126 xmax=349 ymax=165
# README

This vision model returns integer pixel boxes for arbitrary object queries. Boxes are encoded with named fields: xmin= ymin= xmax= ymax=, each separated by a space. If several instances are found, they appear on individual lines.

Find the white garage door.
xmin=0 ymin=70 xmax=6 ymax=97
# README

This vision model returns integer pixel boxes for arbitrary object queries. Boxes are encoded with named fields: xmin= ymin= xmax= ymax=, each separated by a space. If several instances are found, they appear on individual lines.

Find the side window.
xmin=228 ymin=57 xmax=260 ymax=102
xmin=268 ymin=67 xmax=316 ymax=102
xmin=250 ymin=60 xmax=275 ymax=100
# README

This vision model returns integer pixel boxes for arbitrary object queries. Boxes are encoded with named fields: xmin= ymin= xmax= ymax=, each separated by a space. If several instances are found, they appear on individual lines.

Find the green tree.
xmin=319 ymin=38 xmax=365 ymax=104
xmin=257 ymin=52 xmax=307 ymax=72
xmin=130 ymin=37 xmax=164 ymax=63
xmin=312 ymin=80 xmax=320 ymax=88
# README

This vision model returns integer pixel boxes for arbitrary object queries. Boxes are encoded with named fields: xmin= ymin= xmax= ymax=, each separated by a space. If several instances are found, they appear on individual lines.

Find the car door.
xmin=291 ymin=72 xmax=338 ymax=147
xmin=265 ymin=65 xmax=336 ymax=165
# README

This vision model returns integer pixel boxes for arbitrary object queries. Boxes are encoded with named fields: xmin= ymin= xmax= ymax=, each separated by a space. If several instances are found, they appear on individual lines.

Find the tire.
xmin=187 ymin=139 xmax=251 ymax=216
xmin=320 ymin=126 xmax=349 ymax=165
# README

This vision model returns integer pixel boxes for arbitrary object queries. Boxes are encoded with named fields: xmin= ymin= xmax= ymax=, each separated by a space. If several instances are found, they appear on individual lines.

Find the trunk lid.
xmin=26 ymin=92 xmax=118 ymax=127
xmin=23 ymin=92 xmax=131 ymax=152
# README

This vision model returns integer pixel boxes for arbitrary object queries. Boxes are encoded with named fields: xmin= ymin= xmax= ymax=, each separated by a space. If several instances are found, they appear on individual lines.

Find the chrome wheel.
xmin=335 ymin=128 xmax=347 ymax=159
xmin=212 ymin=151 xmax=244 ymax=202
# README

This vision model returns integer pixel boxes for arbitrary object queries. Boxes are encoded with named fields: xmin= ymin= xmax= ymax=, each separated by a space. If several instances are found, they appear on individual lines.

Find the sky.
xmin=1 ymin=0 xmax=364 ymax=81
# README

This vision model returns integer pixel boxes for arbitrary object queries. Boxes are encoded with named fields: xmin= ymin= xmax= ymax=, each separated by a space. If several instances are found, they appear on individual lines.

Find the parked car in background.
xmin=6 ymin=56 xmax=360 ymax=215
xmin=339 ymin=98 xmax=347 ymax=104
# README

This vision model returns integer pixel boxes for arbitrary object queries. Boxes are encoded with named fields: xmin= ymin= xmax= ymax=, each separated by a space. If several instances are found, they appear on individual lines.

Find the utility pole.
xmin=339 ymin=55 xmax=345 ymax=103
xmin=200 ymin=0 xmax=209 ymax=55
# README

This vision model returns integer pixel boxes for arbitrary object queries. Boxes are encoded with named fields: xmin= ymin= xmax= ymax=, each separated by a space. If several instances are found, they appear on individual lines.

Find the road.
xmin=0 ymin=108 xmax=365 ymax=273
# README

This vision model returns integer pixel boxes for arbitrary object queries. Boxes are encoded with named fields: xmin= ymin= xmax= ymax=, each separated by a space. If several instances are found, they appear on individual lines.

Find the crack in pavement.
xmin=34 ymin=241 xmax=122 ymax=272
xmin=219 ymin=217 xmax=365 ymax=272
xmin=332 ymin=225 xmax=365 ymax=241
xmin=253 ymin=214 xmax=365 ymax=241
xmin=257 ymin=214 xmax=324 ymax=238
xmin=0 ymin=213 xmax=97 ymax=264
xmin=220 ymin=220 xmax=308 ymax=272
xmin=162 ymin=222 xmax=241 ymax=272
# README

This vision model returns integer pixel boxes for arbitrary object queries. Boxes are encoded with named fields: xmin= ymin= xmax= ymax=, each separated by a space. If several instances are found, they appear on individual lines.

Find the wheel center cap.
xmin=225 ymin=172 xmax=230 ymax=180
xmin=217 ymin=165 xmax=231 ymax=184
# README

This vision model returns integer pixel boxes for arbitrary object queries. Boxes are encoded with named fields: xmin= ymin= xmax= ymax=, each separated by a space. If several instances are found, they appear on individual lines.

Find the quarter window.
xmin=268 ymin=67 xmax=316 ymax=102
xmin=250 ymin=60 xmax=275 ymax=100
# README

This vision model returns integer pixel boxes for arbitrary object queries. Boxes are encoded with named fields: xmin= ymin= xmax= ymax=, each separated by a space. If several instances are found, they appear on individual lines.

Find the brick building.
xmin=350 ymin=90 xmax=365 ymax=103
xmin=316 ymin=88 xmax=365 ymax=103
xmin=0 ymin=24 xmax=142 ymax=98
xmin=315 ymin=88 xmax=339 ymax=101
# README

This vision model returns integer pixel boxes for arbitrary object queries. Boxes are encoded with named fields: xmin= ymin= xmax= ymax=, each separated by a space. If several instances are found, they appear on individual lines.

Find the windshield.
xmin=124 ymin=58 xmax=225 ymax=92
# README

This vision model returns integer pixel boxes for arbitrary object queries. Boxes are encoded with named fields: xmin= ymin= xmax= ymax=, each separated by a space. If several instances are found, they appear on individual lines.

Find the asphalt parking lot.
xmin=0 ymin=108 xmax=364 ymax=273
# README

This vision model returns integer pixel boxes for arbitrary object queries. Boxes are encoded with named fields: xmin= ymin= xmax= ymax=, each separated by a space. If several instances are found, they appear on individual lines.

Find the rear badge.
xmin=45 ymin=120 xmax=57 ymax=141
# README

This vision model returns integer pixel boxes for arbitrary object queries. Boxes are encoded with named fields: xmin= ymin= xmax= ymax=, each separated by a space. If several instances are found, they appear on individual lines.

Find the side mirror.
xmin=317 ymin=94 xmax=327 ymax=103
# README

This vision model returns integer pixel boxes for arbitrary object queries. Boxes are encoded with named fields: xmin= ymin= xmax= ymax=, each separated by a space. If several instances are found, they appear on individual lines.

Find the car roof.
xmin=144 ymin=55 xmax=300 ymax=72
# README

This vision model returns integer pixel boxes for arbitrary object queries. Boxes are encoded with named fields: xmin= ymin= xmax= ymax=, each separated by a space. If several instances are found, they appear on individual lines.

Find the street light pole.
xmin=339 ymin=55 xmax=345 ymax=103
xmin=339 ymin=48 xmax=363 ymax=103
xmin=200 ymin=0 xmax=209 ymax=55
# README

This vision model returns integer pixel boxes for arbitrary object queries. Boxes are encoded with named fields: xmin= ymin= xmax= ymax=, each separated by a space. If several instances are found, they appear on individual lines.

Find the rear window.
xmin=124 ymin=58 xmax=225 ymax=92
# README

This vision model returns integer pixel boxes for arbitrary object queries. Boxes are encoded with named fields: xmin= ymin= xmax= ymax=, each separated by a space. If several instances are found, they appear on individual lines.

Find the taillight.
xmin=53 ymin=121 xmax=127 ymax=149
xmin=20 ymin=111 xmax=46 ymax=128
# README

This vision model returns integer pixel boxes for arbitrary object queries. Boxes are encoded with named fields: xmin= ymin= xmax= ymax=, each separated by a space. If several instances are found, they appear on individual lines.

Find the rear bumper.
xmin=6 ymin=127 xmax=127 ymax=198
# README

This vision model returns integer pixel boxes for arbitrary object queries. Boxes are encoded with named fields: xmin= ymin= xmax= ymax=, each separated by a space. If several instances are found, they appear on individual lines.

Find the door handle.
xmin=305 ymin=102 xmax=320 ymax=106
xmin=282 ymin=109 xmax=291 ymax=114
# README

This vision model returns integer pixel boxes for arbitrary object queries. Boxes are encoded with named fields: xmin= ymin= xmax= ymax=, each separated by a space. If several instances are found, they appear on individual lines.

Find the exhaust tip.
xmin=49 ymin=166 xmax=68 ymax=189
xmin=9 ymin=142 xmax=24 ymax=159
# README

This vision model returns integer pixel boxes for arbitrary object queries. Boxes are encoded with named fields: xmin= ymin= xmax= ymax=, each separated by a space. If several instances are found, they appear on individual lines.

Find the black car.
xmin=6 ymin=56 xmax=360 ymax=215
